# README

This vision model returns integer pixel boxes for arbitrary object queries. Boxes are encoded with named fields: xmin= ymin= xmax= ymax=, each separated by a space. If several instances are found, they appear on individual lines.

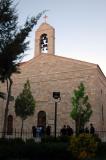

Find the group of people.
xmin=60 ymin=123 xmax=95 ymax=136
xmin=32 ymin=125 xmax=51 ymax=138
xmin=79 ymin=123 xmax=95 ymax=135
xmin=32 ymin=123 xmax=95 ymax=138
xmin=85 ymin=123 xmax=95 ymax=134
xmin=60 ymin=125 xmax=73 ymax=136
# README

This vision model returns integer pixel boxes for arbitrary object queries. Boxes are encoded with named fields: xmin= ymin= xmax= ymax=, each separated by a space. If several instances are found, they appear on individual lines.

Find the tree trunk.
xmin=75 ymin=120 xmax=78 ymax=135
xmin=75 ymin=118 xmax=81 ymax=135
xmin=2 ymin=78 xmax=13 ymax=138
xmin=20 ymin=119 xmax=24 ymax=138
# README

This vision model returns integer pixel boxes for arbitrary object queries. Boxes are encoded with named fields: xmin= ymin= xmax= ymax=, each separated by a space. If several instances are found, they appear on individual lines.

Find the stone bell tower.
xmin=34 ymin=21 xmax=55 ymax=57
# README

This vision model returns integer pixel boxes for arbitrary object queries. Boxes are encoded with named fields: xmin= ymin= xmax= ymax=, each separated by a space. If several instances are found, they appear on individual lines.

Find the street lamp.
xmin=53 ymin=92 xmax=61 ymax=139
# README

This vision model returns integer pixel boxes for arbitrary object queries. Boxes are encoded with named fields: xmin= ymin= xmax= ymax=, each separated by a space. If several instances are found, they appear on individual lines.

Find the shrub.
xmin=69 ymin=133 xmax=99 ymax=160
xmin=25 ymin=138 xmax=35 ymax=144
xmin=41 ymin=136 xmax=57 ymax=143
xmin=41 ymin=135 xmax=70 ymax=143
xmin=96 ymin=142 xmax=106 ymax=159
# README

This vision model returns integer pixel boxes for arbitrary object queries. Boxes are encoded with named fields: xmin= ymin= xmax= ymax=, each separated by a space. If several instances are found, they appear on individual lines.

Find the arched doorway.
xmin=37 ymin=111 xmax=46 ymax=128
xmin=7 ymin=115 xmax=13 ymax=135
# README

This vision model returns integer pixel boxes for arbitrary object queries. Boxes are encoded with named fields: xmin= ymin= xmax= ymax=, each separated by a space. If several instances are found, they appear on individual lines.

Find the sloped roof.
xmin=13 ymin=53 xmax=106 ymax=85
xmin=36 ymin=22 xmax=54 ymax=32
xmin=20 ymin=53 xmax=97 ymax=74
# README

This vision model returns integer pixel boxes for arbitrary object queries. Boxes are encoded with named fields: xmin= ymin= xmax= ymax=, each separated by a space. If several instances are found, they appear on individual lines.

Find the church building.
xmin=0 ymin=21 xmax=106 ymax=137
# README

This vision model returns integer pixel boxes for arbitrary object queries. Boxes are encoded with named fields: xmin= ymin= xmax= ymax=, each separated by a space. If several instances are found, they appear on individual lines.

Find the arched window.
xmin=7 ymin=115 xmax=13 ymax=135
xmin=40 ymin=33 xmax=48 ymax=53
xmin=37 ymin=111 xmax=46 ymax=128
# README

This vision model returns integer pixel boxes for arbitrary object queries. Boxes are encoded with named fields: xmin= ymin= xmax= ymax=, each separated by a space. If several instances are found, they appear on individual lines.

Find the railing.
xmin=96 ymin=131 xmax=106 ymax=142
xmin=0 ymin=130 xmax=106 ymax=142
xmin=0 ymin=130 xmax=33 ymax=140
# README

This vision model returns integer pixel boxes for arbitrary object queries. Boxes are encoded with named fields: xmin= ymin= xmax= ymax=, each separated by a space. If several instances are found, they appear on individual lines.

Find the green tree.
xmin=70 ymin=82 xmax=92 ymax=135
xmin=15 ymin=80 xmax=36 ymax=137
xmin=0 ymin=0 xmax=45 ymax=137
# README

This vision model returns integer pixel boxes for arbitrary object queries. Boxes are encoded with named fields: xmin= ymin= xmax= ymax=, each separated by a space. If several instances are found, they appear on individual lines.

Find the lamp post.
xmin=53 ymin=92 xmax=61 ymax=139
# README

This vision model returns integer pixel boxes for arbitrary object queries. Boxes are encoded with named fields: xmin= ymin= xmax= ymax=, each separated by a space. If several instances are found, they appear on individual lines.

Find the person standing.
xmin=46 ymin=125 xmax=51 ymax=136
xmin=32 ymin=126 xmax=36 ymax=138
xmin=90 ymin=123 xmax=95 ymax=135
xmin=66 ymin=125 xmax=73 ymax=136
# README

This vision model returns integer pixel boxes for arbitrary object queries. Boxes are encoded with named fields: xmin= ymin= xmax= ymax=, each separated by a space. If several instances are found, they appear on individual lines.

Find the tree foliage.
xmin=70 ymin=82 xmax=92 ymax=134
xmin=15 ymin=80 xmax=36 ymax=137
xmin=0 ymin=0 xmax=46 ymax=80
xmin=0 ymin=0 xmax=46 ymax=137
xmin=69 ymin=133 xmax=98 ymax=160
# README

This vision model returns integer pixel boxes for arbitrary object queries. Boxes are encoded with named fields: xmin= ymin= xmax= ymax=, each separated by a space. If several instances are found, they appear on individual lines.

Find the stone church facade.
xmin=0 ymin=22 xmax=106 ymax=136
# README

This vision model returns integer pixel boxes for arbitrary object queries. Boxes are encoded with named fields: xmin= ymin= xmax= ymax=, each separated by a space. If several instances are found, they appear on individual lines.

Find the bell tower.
xmin=34 ymin=22 xmax=55 ymax=57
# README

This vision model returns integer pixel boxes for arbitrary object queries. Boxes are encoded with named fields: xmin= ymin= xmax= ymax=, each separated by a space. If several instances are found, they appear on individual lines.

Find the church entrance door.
xmin=37 ymin=111 xmax=46 ymax=128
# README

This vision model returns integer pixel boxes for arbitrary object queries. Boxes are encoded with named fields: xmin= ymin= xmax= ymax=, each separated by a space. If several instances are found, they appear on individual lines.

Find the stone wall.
xmin=0 ymin=54 xmax=106 ymax=135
